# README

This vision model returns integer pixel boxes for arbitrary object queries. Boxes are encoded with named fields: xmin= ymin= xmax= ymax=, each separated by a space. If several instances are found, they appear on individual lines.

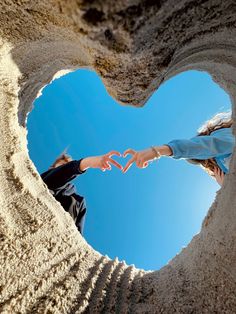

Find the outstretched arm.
xmin=41 ymin=160 xmax=85 ymax=190
xmin=123 ymin=128 xmax=234 ymax=173
xmin=123 ymin=145 xmax=172 ymax=173
xmin=42 ymin=151 xmax=122 ymax=189
xmin=167 ymin=128 xmax=234 ymax=160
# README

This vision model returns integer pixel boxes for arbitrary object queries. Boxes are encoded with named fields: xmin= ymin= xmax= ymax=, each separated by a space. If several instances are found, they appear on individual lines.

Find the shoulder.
xmin=41 ymin=168 xmax=52 ymax=178
xmin=210 ymin=127 xmax=233 ymax=137
xmin=210 ymin=128 xmax=233 ymax=135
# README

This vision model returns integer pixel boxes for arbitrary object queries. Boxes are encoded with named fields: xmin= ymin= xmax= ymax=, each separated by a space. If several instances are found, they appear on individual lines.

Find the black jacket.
xmin=41 ymin=160 xmax=86 ymax=234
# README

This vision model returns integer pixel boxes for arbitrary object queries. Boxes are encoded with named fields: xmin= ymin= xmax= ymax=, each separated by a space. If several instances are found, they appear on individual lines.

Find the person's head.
xmin=188 ymin=111 xmax=233 ymax=176
xmin=50 ymin=153 xmax=73 ymax=169
xmin=197 ymin=111 xmax=233 ymax=136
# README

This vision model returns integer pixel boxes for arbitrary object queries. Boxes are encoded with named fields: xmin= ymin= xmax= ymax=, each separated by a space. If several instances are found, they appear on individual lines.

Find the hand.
xmin=80 ymin=151 xmax=122 ymax=172
xmin=213 ymin=166 xmax=225 ymax=186
xmin=122 ymin=148 xmax=157 ymax=173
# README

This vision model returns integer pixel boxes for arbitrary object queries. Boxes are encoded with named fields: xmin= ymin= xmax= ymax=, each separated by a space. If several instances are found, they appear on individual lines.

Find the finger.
xmin=123 ymin=162 xmax=133 ymax=173
xmin=123 ymin=149 xmax=136 ymax=157
xmin=107 ymin=150 xmax=121 ymax=157
xmin=137 ymin=159 xmax=147 ymax=168
xmin=123 ymin=157 xmax=135 ymax=173
xmin=104 ymin=162 xmax=111 ymax=170
xmin=107 ymin=158 xmax=123 ymax=170
xmin=136 ymin=160 xmax=143 ymax=168
xmin=143 ymin=162 xmax=148 ymax=168
xmin=102 ymin=161 xmax=110 ymax=169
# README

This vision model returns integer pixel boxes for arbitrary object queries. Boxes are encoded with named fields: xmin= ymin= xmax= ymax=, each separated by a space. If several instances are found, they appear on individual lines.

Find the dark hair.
xmin=189 ymin=112 xmax=233 ymax=176
xmin=50 ymin=153 xmax=73 ymax=168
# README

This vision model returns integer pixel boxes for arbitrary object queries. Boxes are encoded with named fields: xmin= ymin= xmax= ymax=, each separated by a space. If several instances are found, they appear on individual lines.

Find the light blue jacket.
xmin=167 ymin=128 xmax=235 ymax=174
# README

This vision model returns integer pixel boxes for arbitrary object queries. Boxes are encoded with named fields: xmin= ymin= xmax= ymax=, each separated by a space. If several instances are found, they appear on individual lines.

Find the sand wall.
xmin=0 ymin=1 xmax=236 ymax=313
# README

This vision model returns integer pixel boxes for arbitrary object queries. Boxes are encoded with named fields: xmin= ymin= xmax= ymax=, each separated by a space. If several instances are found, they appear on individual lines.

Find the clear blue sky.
xmin=27 ymin=69 xmax=231 ymax=271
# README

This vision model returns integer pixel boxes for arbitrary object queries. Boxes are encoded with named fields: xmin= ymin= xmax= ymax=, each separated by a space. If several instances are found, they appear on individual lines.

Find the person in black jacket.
xmin=41 ymin=151 xmax=122 ymax=234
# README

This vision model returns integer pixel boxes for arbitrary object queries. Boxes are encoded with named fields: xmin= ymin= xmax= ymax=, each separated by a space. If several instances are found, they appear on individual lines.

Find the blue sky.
xmin=27 ymin=69 xmax=231 ymax=270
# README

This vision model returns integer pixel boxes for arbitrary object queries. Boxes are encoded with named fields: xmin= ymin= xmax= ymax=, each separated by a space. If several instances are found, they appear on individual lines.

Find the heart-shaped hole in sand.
xmin=27 ymin=69 xmax=231 ymax=270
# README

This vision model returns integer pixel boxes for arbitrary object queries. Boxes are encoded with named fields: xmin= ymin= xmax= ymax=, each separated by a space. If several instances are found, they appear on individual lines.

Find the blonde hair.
xmin=189 ymin=111 xmax=233 ymax=176
xmin=50 ymin=153 xmax=73 ymax=168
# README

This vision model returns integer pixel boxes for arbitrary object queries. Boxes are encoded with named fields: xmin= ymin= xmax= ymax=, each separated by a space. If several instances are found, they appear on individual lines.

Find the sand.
xmin=0 ymin=1 xmax=236 ymax=312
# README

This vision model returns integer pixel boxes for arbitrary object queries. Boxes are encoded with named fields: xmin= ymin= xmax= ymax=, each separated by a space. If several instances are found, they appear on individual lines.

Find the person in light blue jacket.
xmin=123 ymin=112 xmax=235 ymax=186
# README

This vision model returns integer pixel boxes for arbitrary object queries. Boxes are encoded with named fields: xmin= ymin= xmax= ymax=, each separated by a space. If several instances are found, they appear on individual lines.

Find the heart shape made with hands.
xmin=101 ymin=150 xmax=136 ymax=173
xmin=103 ymin=148 xmax=156 ymax=173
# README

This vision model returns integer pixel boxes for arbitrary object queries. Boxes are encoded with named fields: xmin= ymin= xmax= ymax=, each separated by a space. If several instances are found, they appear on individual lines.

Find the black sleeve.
xmin=41 ymin=159 xmax=85 ymax=190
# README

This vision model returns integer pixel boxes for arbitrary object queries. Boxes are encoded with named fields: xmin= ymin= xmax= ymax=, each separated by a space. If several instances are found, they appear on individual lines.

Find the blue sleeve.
xmin=167 ymin=128 xmax=235 ymax=160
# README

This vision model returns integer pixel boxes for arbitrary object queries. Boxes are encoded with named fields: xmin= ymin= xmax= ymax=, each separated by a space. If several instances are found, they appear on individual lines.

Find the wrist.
xmin=153 ymin=145 xmax=173 ymax=157
xmin=79 ymin=157 xmax=92 ymax=171
xmin=150 ymin=146 xmax=161 ymax=159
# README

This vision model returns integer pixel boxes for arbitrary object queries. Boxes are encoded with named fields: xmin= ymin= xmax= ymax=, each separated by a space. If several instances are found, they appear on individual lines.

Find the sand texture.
xmin=0 ymin=0 xmax=236 ymax=313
